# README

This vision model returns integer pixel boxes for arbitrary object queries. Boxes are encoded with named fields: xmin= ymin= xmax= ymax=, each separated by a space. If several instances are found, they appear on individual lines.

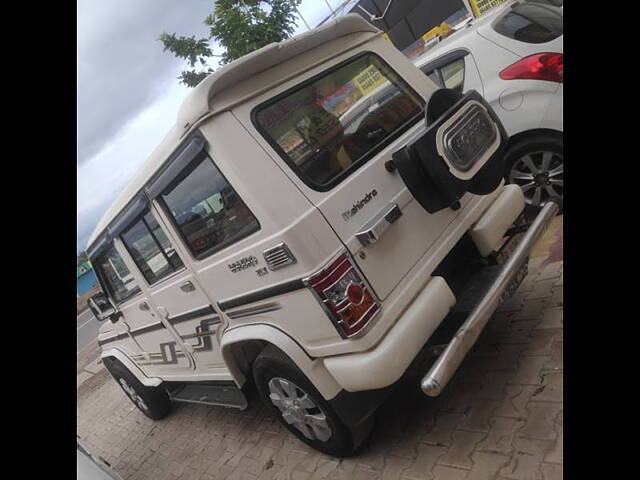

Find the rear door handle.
xmin=356 ymin=203 xmax=402 ymax=246
xmin=180 ymin=281 xmax=196 ymax=293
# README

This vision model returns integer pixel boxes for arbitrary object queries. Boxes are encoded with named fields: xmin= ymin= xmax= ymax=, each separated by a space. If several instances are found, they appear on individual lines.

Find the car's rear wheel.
xmin=252 ymin=345 xmax=373 ymax=457
xmin=505 ymin=135 xmax=563 ymax=212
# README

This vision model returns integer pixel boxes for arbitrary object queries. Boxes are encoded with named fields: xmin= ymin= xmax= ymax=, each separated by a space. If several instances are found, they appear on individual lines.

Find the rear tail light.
xmin=499 ymin=53 xmax=563 ymax=83
xmin=305 ymin=253 xmax=380 ymax=338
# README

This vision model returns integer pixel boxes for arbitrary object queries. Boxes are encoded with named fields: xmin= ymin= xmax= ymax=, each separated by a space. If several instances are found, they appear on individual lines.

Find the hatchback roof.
xmin=412 ymin=0 xmax=517 ymax=68
xmin=86 ymin=14 xmax=380 ymax=251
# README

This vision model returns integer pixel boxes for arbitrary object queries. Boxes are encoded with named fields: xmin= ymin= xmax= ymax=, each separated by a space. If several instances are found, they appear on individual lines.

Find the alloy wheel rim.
xmin=508 ymin=150 xmax=563 ymax=207
xmin=119 ymin=378 xmax=149 ymax=412
xmin=267 ymin=377 xmax=332 ymax=442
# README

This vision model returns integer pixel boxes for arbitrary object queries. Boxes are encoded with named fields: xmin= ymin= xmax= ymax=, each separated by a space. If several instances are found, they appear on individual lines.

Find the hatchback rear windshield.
xmin=493 ymin=3 xmax=562 ymax=44
xmin=253 ymin=53 xmax=424 ymax=191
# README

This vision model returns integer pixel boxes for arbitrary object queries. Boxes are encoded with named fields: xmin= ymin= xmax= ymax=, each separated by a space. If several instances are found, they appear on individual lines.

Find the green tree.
xmin=160 ymin=0 xmax=302 ymax=88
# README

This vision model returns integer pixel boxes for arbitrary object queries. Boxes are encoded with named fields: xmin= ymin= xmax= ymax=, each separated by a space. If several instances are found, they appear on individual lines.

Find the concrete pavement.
xmin=77 ymin=308 xmax=100 ymax=353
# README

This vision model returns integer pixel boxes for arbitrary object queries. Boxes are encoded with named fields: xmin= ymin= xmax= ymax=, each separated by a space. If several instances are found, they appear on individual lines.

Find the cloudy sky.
xmin=77 ymin=0 xmax=355 ymax=253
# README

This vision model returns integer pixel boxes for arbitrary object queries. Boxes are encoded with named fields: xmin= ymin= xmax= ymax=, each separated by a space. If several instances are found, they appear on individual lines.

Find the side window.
xmin=439 ymin=59 xmax=465 ymax=92
xmin=120 ymin=211 xmax=185 ymax=285
xmin=94 ymin=244 xmax=141 ymax=304
xmin=159 ymin=153 xmax=260 ymax=260
xmin=423 ymin=69 xmax=443 ymax=87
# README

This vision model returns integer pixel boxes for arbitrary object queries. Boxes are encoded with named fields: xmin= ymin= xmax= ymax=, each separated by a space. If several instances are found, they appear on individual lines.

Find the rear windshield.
xmin=253 ymin=53 xmax=424 ymax=191
xmin=493 ymin=3 xmax=562 ymax=44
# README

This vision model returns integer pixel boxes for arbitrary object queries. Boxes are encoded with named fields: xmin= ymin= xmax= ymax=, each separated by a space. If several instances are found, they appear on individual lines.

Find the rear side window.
xmin=94 ymin=244 xmax=141 ymax=304
xmin=439 ymin=59 xmax=465 ymax=91
xmin=421 ymin=58 xmax=465 ymax=93
xmin=493 ymin=4 xmax=562 ymax=43
xmin=159 ymin=153 xmax=260 ymax=260
xmin=254 ymin=53 xmax=424 ymax=191
xmin=426 ymin=70 xmax=442 ymax=87
xmin=120 ymin=211 xmax=185 ymax=285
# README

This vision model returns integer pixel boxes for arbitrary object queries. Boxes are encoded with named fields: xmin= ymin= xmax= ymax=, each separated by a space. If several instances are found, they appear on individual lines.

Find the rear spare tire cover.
xmin=392 ymin=90 xmax=508 ymax=213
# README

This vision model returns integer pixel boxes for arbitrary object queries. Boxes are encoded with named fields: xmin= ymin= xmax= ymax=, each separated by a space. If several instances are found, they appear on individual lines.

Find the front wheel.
xmin=505 ymin=134 xmax=563 ymax=212
xmin=252 ymin=346 xmax=373 ymax=457
xmin=103 ymin=357 xmax=172 ymax=420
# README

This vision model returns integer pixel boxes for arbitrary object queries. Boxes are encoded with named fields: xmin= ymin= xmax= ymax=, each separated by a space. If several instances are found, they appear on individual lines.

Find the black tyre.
xmin=253 ymin=345 xmax=373 ymax=457
xmin=103 ymin=357 xmax=172 ymax=420
xmin=504 ymin=134 xmax=563 ymax=213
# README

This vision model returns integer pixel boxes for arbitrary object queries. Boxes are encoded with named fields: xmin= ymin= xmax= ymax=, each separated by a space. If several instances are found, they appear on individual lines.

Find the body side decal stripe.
xmin=218 ymin=279 xmax=305 ymax=311
xmin=97 ymin=305 xmax=217 ymax=347
xmin=227 ymin=302 xmax=281 ymax=319
xmin=168 ymin=305 xmax=218 ymax=325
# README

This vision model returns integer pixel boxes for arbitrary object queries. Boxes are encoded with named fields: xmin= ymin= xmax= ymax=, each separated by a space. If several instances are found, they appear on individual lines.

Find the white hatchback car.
xmin=414 ymin=0 xmax=563 ymax=210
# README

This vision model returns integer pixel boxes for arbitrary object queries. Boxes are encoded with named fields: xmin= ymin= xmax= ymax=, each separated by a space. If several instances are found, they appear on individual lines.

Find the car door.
xmin=118 ymin=206 xmax=229 ymax=380
xmin=92 ymin=241 xmax=192 ymax=377
xmin=249 ymin=51 xmax=475 ymax=300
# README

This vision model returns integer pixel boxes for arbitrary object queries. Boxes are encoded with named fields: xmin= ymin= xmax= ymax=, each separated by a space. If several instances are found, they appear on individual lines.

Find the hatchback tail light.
xmin=305 ymin=253 xmax=380 ymax=338
xmin=499 ymin=53 xmax=563 ymax=83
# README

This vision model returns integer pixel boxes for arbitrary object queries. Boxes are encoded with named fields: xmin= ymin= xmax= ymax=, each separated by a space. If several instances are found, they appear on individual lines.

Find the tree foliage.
xmin=160 ymin=0 xmax=302 ymax=88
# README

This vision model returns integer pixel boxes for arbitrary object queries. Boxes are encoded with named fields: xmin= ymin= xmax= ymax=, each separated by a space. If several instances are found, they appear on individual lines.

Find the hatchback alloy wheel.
xmin=508 ymin=150 xmax=563 ymax=207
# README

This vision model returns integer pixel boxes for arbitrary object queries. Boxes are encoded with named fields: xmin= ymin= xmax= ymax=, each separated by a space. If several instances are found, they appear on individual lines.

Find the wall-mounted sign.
xmin=463 ymin=0 xmax=508 ymax=18
xmin=354 ymin=65 xmax=387 ymax=96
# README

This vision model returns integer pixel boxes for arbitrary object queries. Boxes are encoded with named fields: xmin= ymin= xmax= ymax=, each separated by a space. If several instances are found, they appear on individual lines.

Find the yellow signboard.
xmin=422 ymin=22 xmax=453 ymax=43
xmin=465 ymin=0 xmax=508 ymax=18
xmin=354 ymin=65 xmax=387 ymax=96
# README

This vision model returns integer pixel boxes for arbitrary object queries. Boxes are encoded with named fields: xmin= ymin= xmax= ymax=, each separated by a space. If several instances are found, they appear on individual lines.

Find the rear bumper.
xmin=421 ymin=199 xmax=560 ymax=396
xmin=469 ymin=184 xmax=525 ymax=257
xmin=324 ymin=276 xmax=455 ymax=392
xmin=322 ymin=189 xmax=558 ymax=394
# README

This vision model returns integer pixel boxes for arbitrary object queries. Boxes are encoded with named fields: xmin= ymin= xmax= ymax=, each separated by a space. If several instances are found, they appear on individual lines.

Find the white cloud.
xmin=77 ymin=0 xmax=345 ymax=253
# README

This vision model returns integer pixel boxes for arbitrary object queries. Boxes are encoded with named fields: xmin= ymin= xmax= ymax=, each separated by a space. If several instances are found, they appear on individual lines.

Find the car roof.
xmin=86 ymin=14 xmax=380 ymax=252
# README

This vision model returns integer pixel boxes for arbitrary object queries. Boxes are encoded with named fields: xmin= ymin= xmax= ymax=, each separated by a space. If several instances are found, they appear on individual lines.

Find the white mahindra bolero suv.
xmin=86 ymin=15 xmax=560 ymax=457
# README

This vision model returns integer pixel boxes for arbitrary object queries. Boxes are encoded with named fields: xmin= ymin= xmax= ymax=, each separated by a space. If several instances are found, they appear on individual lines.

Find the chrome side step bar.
xmin=168 ymin=383 xmax=249 ymax=410
xmin=421 ymin=200 xmax=560 ymax=397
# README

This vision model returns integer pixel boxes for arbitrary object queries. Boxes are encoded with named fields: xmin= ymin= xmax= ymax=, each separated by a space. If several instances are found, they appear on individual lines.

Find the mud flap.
xmin=392 ymin=89 xmax=509 ymax=214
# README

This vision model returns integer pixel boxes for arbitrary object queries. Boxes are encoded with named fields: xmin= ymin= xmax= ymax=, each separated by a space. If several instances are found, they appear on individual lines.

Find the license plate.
xmin=500 ymin=261 xmax=528 ymax=304
xmin=495 ymin=229 xmax=529 ymax=303
xmin=495 ymin=231 xmax=524 ymax=264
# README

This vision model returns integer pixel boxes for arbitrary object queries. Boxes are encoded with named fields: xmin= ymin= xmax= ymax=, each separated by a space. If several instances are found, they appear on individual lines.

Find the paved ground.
xmin=77 ymin=216 xmax=563 ymax=480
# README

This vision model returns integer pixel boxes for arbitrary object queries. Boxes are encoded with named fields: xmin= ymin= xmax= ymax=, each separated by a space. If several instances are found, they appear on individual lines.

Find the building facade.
xmin=345 ymin=0 xmax=466 ymax=51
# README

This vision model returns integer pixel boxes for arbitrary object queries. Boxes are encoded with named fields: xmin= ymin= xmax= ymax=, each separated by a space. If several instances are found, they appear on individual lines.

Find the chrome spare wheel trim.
xmin=119 ymin=378 xmax=149 ymax=412
xmin=421 ymin=200 xmax=560 ymax=397
xmin=267 ymin=377 xmax=332 ymax=442
xmin=509 ymin=150 xmax=563 ymax=207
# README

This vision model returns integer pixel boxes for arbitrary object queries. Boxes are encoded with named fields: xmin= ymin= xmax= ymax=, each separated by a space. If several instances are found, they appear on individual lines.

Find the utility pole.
xmin=295 ymin=6 xmax=312 ymax=31
xmin=324 ymin=0 xmax=337 ymax=19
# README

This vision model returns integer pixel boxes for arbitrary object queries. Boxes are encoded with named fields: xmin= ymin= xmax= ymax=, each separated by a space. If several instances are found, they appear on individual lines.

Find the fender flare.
xmin=221 ymin=324 xmax=342 ymax=401
xmin=101 ymin=347 xmax=163 ymax=387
